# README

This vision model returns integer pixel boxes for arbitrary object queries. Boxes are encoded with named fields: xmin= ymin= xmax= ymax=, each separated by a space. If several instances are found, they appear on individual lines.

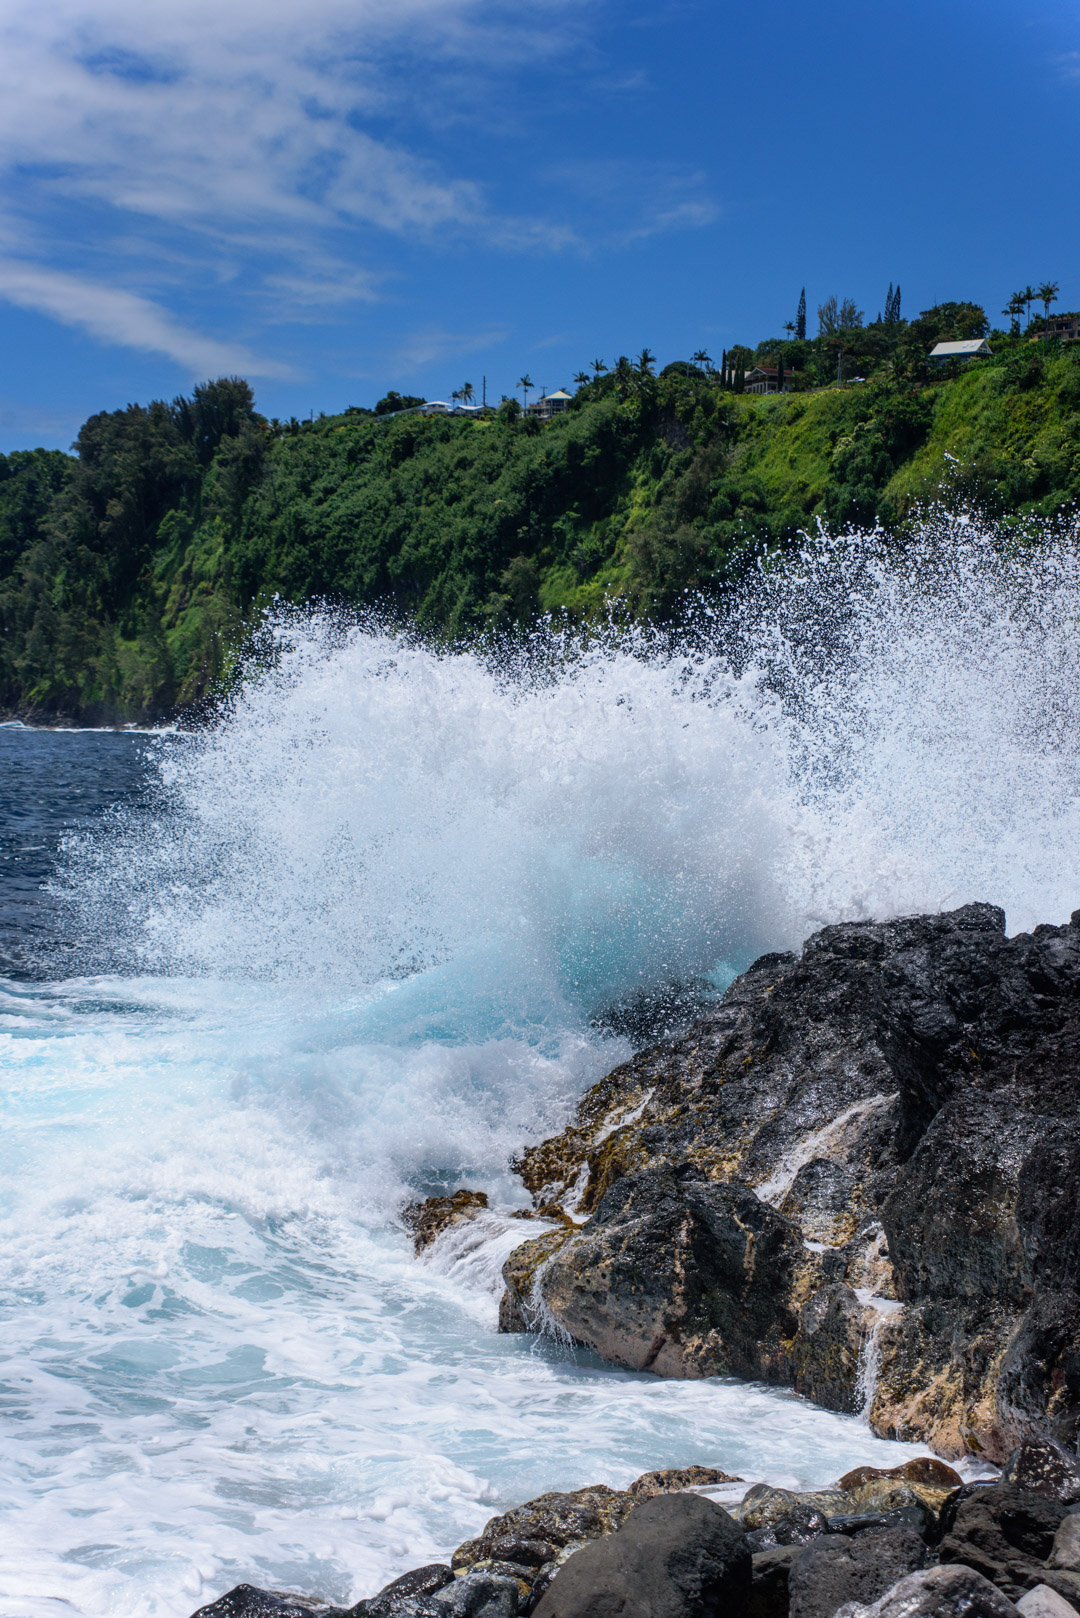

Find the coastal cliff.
xmin=436 ymin=904 xmax=1080 ymax=1461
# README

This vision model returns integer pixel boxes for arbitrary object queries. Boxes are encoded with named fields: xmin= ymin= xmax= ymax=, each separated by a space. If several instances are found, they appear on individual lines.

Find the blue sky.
xmin=1 ymin=0 xmax=1077 ymax=450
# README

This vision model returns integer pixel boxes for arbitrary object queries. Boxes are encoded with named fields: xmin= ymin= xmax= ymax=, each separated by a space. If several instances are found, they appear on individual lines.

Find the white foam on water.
xmin=4 ymin=522 xmax=1079 ymax=1615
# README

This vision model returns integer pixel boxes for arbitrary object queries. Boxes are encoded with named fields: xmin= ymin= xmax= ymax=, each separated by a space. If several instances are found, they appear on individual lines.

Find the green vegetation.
xmin=4 ymin=306 xmax=1080 ymax=724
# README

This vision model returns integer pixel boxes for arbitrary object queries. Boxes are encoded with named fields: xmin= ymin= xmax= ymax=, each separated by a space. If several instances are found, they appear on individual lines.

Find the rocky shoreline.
xmin=192 ymin=1439 xmax=1080 ymax=1618
xmin=191 ymin=904 xmax=1080 ymax=1618
xmin=451 ymin=903 xmax=1080 ymax=1461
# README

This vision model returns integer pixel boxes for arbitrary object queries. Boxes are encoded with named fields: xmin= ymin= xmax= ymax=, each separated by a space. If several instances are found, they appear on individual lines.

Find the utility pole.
xmin=482 ymin=376 xmax=486 ymax=407
xmin=836 ymin=347 xmax=843 ymax=385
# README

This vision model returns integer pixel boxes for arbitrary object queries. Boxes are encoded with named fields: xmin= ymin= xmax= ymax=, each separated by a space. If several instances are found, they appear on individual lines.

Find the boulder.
xmin=190 ymin=1589 xmax=329 ymax=1617
xmin=354 ymin=1566 xmax=456 ymax=1618
xmin=451 ymin=1484 xmax=632 ymax=1577
xmin=1050 ymin=1517 xmax=1080 ymax=1571
xmin=430 ymin=1574 xmax=519 ymax=1618
xmin=788 ymin=1528 xmax=928 ymax=1618
xmin=834 ymin=1565 xmax=1021 ymax=1618
xmin=496 ymin=905 xmax=1080 ymax=1454
xmin=836 ymin=1459 xmax=963 ymax=1493
xmin=530 ymin=1492 xmax=750 ymax=1618
xmin=938 ymin=1484 xmax=1068 ymax=1599
xmin=1017 ymin=1590 xmax=1080 ymax=1618
xmin=736 ymin=1486 xmax=853 ymax=1532
xmin=1001 ymin=1441 xmax=1080 ymax=1505
xmin=750 ymin=1546 xmax=805 ymax=1618
xmin=746 ymin=1504 xmax=831 ymax=1552
xmin=626 ymin=1465 xmax=743 ymax=1499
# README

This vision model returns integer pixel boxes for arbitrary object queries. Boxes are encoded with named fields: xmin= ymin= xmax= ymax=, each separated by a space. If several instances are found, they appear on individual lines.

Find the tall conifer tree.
xmin=796 ymin=288 xmax=807 ymax=340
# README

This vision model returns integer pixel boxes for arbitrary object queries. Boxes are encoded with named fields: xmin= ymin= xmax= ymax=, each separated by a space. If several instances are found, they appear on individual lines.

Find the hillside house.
xmin=929 ymin=339 xmax=992 ymax=363
xmin=1038 ymin=313 xmax=1080 ymax=342
xmin=743 ymin=367 xmax=793 ymax=395
xmin=526 ymin=389 xmax=572 ymax=419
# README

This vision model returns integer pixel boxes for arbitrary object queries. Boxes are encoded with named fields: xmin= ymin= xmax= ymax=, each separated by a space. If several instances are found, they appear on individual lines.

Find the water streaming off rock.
xmin=2 ymin=523 xmax=1078 ymax=1616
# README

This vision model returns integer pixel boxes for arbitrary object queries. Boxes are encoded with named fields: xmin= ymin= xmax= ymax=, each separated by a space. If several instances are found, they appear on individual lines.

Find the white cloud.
xmin=0 ymin=0 xmax=581 ymax=246
xmin=0 ymin=260 xmax=292 ymax=376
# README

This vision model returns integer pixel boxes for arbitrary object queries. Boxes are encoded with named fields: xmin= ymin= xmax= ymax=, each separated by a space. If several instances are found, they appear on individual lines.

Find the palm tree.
xmin=591 ymin=358 xmax=608 ymax=380
xmin=613 ymin=356 xmax=634 ymax=397
xmin=518 ymin=374 xmax=533 ymax=409
xmin=692 ymin=349 xmax=712 ymax=370
xmin=1022 ymin=285 xmax=1036 ymax=328
xmin=636 ymin=347 xmax=656 ymax=376
xmin=573 ymin=371 xmax=590 ymax=389
xmin=1038 ymin=281 xmax=1060 ymax=328
xmin=1005 ymin=293 xmax=1025 ymax=335
xmin=451 ymin=389 xmax=461 ymax=405
xmin=783 ymin=322 xmax=796 ymax=339
xmin=461 ymin=382 xmax=475 ymax=405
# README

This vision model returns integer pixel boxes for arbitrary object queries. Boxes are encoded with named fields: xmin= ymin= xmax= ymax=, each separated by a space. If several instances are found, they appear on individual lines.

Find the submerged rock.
xmin=402 ymin=1190 xmax=490 ymax=1252
xmin=496 ymin=904 xmax=1080 ymax=1457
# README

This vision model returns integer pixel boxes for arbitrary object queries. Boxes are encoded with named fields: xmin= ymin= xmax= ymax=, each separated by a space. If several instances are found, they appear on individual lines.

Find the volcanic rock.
xmin=1017 ymin=1591 xmax=1080 ymax=1618
xmin=834 ymin=1565 xmax=1021 ymax=1618
xmin=191 ymin=1589 xmax=332 ymax=1617
xmin=750 ymin=1546 xmax=806 ymax=1618
xmin=529 ymin=1491 xmax=750 ymax=1618
xmin=1050 ymin=1517 xmax=1080 ymax=1572
xmin=402 ymin=1191 xmax=490 ymax=1253
xmin=497 ymin=904 xmax=1080 ymax=1457
xmin=788 ymin=1527 xmax=928 ymax=1618
xmin=1001 ymin=1441 xmax=1080 ymax=1504
xmin=937 ymin=1484 xmax=1069 ymax=1600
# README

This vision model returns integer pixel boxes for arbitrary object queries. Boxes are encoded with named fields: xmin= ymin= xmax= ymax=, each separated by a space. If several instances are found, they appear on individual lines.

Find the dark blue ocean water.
xmin=0 ymin=725 xmax=155 ymax=976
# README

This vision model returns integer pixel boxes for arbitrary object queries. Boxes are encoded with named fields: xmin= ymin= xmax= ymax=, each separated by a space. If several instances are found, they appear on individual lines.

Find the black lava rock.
xmin=531 ymin=1491 xmax=750 ymax=1618
xmin=787 ymin=1527 xmax=928 ymax=1618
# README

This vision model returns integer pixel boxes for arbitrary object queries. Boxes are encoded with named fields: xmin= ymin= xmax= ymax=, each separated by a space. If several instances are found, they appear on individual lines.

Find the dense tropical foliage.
xmin=4 ymin=303 xmax=1080 ymax=723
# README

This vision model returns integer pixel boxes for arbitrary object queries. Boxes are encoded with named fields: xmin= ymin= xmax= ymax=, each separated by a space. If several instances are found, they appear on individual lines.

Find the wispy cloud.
xmin=0 ymin=260 xmax=291 ymax=376
xmin=0 ymin=0 xmax=590 ymax=365
xmin=539 ymin=158 xmax=718 ymax=245
xmin=393 ymin=325 xmax=509 ymax=371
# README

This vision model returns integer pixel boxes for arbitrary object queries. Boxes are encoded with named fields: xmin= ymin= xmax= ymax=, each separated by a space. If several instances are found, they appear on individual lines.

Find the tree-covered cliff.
xmin=3 ymin=333 xmax=1080 ymax=724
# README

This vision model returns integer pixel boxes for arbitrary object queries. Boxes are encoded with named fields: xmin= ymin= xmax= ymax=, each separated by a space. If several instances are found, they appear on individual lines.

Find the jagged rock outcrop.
xmin=492 ymin=904 xmax=1080 ymax=1459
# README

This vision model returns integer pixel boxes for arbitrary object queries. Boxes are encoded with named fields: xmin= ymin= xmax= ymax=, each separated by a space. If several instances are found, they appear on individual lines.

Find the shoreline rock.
xmin=423 ymin=904 xmax=1080 ymax=1460
xmin=189 ymin=1440 xmax=1080 ymax=1618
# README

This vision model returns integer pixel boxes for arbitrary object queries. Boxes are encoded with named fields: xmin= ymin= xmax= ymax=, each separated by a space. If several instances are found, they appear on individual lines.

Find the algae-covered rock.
xmin=402 ymin=1191 xmax=489 ymax=1253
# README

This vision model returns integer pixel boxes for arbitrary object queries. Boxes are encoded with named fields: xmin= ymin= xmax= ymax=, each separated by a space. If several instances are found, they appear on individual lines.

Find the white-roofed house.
xmin=929 ymin=339 xmax=993 ymax=363
xmin=526 ymin=388 xmax=573 ymax=420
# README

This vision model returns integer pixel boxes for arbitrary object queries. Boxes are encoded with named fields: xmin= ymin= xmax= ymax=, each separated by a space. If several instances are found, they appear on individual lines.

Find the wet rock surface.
xmin=492 ymin=905 xmax=1080 ymax=1458
xmin=191 ymin=1588 xmax=337 ymax=1617
xmin=402 ymin=1190 xmax=490 ymax=1252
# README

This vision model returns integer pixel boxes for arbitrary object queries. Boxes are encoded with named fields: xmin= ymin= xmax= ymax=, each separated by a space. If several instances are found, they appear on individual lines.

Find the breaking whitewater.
xmin=3 ymin=520 xmax=1080 ymax=1617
